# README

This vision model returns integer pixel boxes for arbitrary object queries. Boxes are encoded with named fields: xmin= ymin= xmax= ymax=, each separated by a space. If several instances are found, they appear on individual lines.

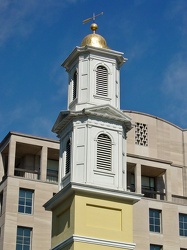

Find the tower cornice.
xmin=62 ymin=45 xmax=127 ymax=71
xmin=52 ymin=105 xmax=132 ymax=134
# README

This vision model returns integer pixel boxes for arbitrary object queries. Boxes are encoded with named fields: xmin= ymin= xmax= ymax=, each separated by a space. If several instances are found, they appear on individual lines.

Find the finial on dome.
xmin=90 ymin=23 xmax=98 ymax=34
xmin=81 ymin=12 xmax=109 ymax=49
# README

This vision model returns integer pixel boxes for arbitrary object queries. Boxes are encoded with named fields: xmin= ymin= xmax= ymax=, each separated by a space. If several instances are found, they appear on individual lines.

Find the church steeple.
xmin=45 ymin=16 xmax=141 ymax=250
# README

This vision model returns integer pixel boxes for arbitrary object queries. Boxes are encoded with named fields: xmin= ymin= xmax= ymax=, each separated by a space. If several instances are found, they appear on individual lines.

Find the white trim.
xmin=51 ymin=234 xmax=136 ymax=250
xmin=44 ymin=182 xmax=143 ymax=211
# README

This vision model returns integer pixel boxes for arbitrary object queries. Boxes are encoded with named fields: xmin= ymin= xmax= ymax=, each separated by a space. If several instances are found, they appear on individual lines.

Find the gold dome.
xmin=81 ymin=23 xmax=109 ymax=49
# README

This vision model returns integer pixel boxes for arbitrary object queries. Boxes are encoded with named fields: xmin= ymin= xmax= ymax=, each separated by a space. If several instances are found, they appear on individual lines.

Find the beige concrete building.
xmin=0 ymin=132 xmax=59 ymax=250
xmin=125 ymin=110 xmax=187 ymax=250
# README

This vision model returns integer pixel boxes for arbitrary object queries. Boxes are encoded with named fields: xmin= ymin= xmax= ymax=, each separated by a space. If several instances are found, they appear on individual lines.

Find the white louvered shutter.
xmin=65 ymin=139 xmax=71 ymax=174
xmin=97 ymin=134 xmax=112 ymax=171
xmin=96 ymin=66 xmax=108 ymax=96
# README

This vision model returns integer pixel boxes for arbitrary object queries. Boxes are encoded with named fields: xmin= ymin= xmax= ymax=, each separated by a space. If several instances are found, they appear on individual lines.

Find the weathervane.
xmin=82 ymin=12 xmax=104 ymax=24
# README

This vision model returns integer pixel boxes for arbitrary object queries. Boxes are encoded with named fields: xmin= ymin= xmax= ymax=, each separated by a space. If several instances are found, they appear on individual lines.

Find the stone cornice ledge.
xmin=44 ymin=182 xmax=142 ymax=211
xmin=51 ymin=235 xmax=136 ymax=250
xmin=71 ymin=182 xmax=142 ymax=203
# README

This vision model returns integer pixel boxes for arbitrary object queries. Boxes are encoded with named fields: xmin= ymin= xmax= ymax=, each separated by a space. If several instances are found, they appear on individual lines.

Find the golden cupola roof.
xmin=81 ymin=22 xmax=109 ymax=49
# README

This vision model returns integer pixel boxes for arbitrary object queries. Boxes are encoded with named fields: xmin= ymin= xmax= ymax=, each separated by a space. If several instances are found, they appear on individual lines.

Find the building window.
xmin=18 ymin=189 xmax=34 ymax=214
xmin=97 ymin=133 xmax=112 ymax=171
xmin=135 ymin=122 xmax=148 ymax=146
xmin=72 ymin=71 xmax=77 ymax=100
xmin=179 ymin=213 xmax=187 ymax=237
xmin=142 ymin=176 xmax=156 ymax=198
xmin=150 ymin=244 xmax=162 ymax=250
xmin=149 ymin=209 xmax=161 ymax=233
xmin=96 ymin=65 xmax=108 ymax=96
xmin=16 ymin=226 xmax=32 ymax=250
xmin=47 ymin=159 xmax=58 ymax=183
xmin=65 ymin=139 xmax=71 ymax=174
xmin=0 ymin=191 xmax=3 ymax=216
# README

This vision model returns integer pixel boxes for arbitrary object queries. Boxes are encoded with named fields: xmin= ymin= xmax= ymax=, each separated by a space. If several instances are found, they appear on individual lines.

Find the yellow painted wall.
xmin=74 ymin=193 xmax=133 ymax=243
xmin=51 ymin=195 xmax=75 ymax=247
xmin=51 ymin=192 xmax=134 ymax=249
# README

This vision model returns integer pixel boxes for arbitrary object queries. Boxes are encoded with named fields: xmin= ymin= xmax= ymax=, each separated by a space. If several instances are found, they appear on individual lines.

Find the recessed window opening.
xmin=18 ymin=189 xmax=34 ymax=214
xmin=65 ymin=139 xmax=71 ymax=174
xmin=16 ymin=226 xmax=32 ymax=250
xmin=73 ymin=71 xmax=77 ymax=100
xmin=150 ymin=244 xmax=163 ymax=250
xmin=149 ymin=209 xmax=161 ymax=233
xmin=0 ymin=191 xmax=3 ymax=216
xmin=179 ymin=213 xmax=187 ymax=237
xmin=97 ymin=133 xmax=112 ymax=171
xmin=96 ymin=65 xmax=108 ymax=96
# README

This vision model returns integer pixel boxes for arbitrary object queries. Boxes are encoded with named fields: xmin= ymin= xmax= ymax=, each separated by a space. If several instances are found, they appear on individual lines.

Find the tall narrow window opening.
xmin=65 ymin=139 xmax=71 ymax=174
xmin=150 ymin=244 xmax=162 ymax=250
xmin=149 ymin=209 xmax=161 ymax=233
xmin=96 ymin=66 xmax=108 ymax=96
xmin=0 ymin=191 xmax=3 ymax=216
xmin=73 ymin=71 xmax=77 ymax=100
xmin=97 ymin=133 xmax=112 ymax=171
xmin=179 ymin=213 xmax=187 ymax=236
xmin=18 ymin=189 xmax=34 ymax=214
xmin=16 ymin=226 xmax=32 ymax=250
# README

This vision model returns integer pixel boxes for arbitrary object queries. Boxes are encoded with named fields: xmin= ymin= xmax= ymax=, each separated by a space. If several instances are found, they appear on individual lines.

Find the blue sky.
xmin=0 ymin=0 xmax=187 ymax=141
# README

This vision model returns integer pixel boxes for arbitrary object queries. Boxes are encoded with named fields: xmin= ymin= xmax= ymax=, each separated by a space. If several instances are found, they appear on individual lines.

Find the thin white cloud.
xmin=0 ymin=99 xmax=41 ymax=130
xmin=163 ymin=53 xmax=187 ymax=102
xmin=30 ymin=116 xmax=55 ymax=139
xmin=0 ymin=0 xmax=78 ymax=46
xmin=165 ymin=0 xmax=187 ymax=40
xmin=162 ymin=52 xmax=187 ymax=128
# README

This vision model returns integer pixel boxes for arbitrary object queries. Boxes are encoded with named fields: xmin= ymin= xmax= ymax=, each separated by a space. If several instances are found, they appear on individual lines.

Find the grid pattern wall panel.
xmin=135 ymin=122 xmax=148 ymax=146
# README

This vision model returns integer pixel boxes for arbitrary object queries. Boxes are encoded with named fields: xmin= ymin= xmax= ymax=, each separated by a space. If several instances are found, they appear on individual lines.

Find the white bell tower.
xmin=52 ymin=22 xmax=133 ymax=192
xmin=64 ymin=22 xmax=126 ymax=111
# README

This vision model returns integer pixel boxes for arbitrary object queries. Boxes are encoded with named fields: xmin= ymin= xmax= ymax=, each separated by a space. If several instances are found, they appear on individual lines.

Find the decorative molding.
xmin=44 ymin=181 xmax=142 ymax=211
xmin=51 ymin=234 xmax=136 ymax=250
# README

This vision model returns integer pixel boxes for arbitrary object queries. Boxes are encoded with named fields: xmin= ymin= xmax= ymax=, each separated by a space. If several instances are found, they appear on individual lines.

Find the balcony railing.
xmin=46 ymin=169 xmax=58 ymax=183
xmin=14 ymin=168 xmax=39 ymax=180
xmin=142 ymin=189 xmax=166 ymax=200
xmin=127 ymin=185 xmax=166 ymax=200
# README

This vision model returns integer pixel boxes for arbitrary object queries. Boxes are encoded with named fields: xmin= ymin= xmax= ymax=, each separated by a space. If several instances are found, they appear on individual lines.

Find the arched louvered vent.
xmin=96 ymin=66 xmax=108 ymax=96
xmin=65 ymin=139 xmax=71 ymax=174
xmin=97 ymin=134 xmax=112 ymax=171
xmin=73 ymin=71 xmax=77 ymax=100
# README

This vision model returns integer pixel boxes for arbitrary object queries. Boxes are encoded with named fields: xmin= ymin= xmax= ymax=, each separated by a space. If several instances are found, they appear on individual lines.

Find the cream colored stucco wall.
xmin=1 ymin=176 xmax=57 ymax=250
xmin=51 ymin=192 xmax=134 ymax=250
xmin=124 ymin=111 xmax=187 ymax=249
xmin=74 ymin=194 xmax=133 ymax=243
xmin=133 ymin=198 xmax=187 ymax=250
xmin=125 ymin=111 xmax=184 ymax=166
